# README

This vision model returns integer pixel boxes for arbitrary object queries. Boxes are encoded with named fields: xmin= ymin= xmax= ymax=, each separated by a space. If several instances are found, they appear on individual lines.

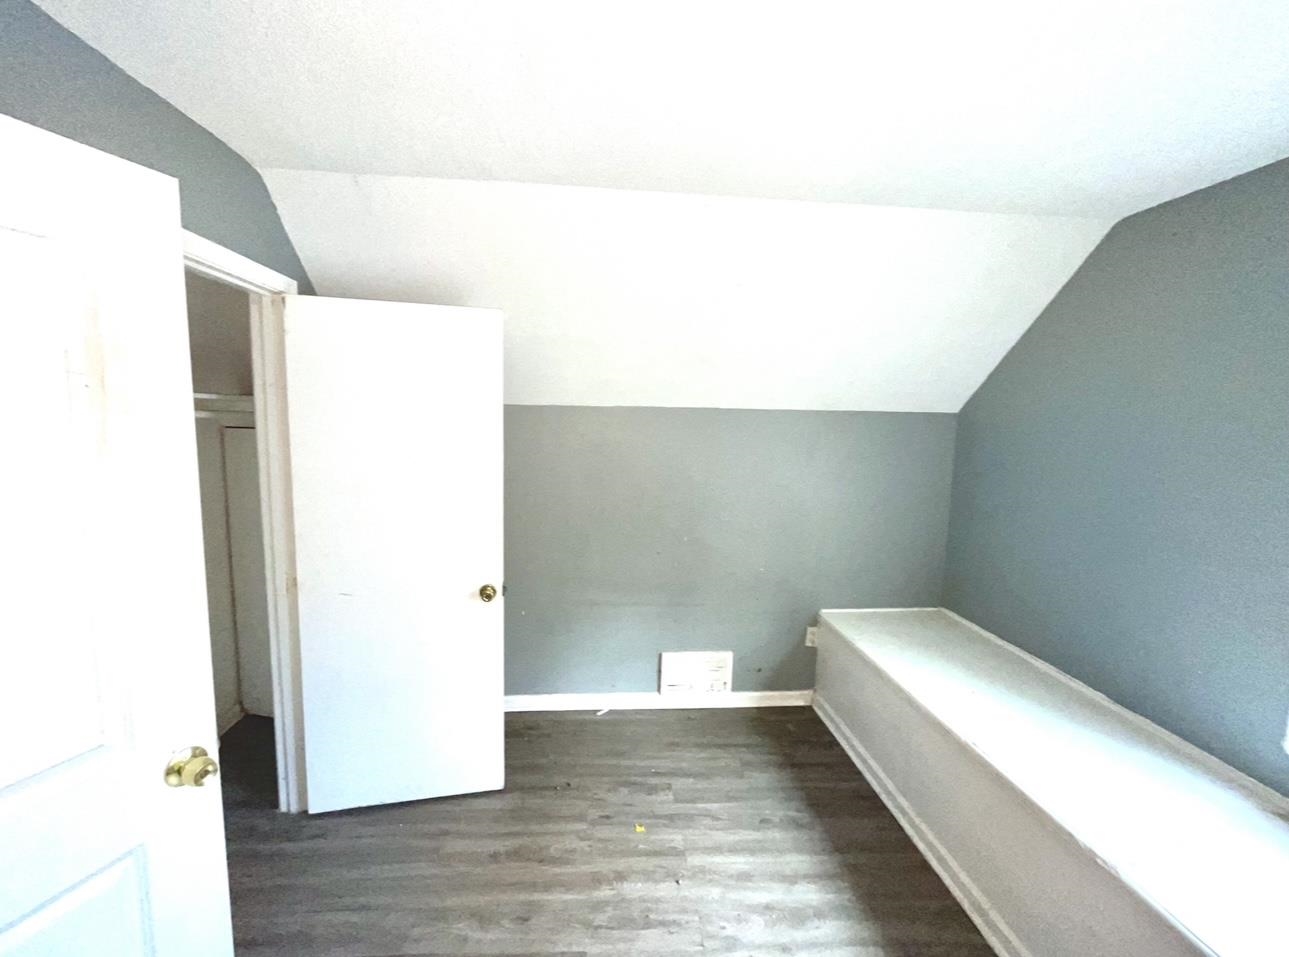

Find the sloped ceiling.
xmin=33 ymin=0 xmax=1289 ymax=216
xmin=33 ymin=0 xmax=1289 ymax=409
xmin=263 ymin=172 xmax=1109 ymax=411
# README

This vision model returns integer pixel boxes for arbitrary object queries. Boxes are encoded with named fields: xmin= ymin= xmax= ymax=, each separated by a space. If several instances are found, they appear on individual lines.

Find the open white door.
xmin=275 ymin=295 xmax=504 ymax=813
xmin=0 ymin=118 xmax=233 ymax=953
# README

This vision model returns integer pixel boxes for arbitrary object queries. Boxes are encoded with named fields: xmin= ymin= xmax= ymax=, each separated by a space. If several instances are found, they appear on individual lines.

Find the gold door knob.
xmin=164 ymin=746 xmax=219 ymax=788
xmin=479 ymin=584 xmax=498 ymax=602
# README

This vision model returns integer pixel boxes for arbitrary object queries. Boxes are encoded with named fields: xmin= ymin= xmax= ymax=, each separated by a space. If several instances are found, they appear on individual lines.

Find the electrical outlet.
xmin=804 ymin=625 xmax=818 ymax=647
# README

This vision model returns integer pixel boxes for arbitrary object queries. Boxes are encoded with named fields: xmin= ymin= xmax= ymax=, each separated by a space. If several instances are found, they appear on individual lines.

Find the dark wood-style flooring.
xmin=221 ymin=709 xmax=993 ymax=956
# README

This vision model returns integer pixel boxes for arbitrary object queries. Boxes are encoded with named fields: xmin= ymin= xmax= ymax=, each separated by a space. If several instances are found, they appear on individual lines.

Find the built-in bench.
xmin=813 ymin=608 xmax=1289 ymax=957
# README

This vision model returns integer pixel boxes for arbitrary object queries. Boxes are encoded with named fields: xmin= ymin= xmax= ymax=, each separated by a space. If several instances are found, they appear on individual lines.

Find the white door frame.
xmin=183 ymin=230 xmax=306 ymax=812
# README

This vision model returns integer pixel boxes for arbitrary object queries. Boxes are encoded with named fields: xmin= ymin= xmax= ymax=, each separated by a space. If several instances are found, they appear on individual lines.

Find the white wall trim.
xmin=194 ymin=394 xmax=255 ymax=429
xmin=183 ymin=231 xmax=304 ymax=814
xmin=194 ymin=409 xmax=255 ymax=429
xmin=183 ymin=229 xmax=299 ymax=296
xmin=194 ymin=392 xmax=254 ymax=414
xmin=504 ymin=690 xmax=814 ymax=712
xmin=248 ymin=295 xmax=306 ymax=813
xmin=813 ymin=693 xmax=1028 ymax=957
xmin=819 ymin=606 xmax=942 ymax=614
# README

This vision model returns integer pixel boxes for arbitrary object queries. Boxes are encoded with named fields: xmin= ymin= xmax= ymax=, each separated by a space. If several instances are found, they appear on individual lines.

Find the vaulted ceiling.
xmin=35 ymin=0 xmax=1289 ymax=409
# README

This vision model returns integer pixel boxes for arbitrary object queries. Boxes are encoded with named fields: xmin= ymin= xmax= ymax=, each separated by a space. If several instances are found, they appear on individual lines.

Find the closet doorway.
xmin=187 ymin=269 xmax=277 ymax=807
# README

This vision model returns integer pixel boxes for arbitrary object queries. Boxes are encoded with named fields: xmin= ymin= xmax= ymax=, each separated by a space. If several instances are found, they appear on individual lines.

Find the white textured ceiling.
xmin=263 ymin=172 xmax=1110 ymax=411
xmin=32 ymin=0 xmax=1288 ymax=410
xmin=34 ymin=0 xmax=1289 ymax=217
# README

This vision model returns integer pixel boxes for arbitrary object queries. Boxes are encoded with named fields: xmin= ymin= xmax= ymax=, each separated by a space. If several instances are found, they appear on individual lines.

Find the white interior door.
xmin=0 ymin=117 xmax=233 ymax=953
xmin=278 ymin=295 xmax=504 ymax=813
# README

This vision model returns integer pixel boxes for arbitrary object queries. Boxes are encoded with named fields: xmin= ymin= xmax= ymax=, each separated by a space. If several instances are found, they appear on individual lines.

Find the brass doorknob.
xmin=479 ymin=584 xmax=498 ymax=602
xmin=164 ymin=746 xmax=219 ymax=788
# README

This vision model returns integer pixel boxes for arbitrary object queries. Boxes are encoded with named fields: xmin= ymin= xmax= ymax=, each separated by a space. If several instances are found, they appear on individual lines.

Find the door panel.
xmin=0 ymin=115 xmax=232 ymax=955
xmin=279 ymin=295 xmax=504 ymax=813
xmin=0 ymin=855 xmax=149 ymax=957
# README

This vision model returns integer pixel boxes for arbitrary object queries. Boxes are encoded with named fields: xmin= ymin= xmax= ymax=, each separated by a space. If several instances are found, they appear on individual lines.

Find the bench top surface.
xmin=819 ymin=607 xmax=1289 ymax=957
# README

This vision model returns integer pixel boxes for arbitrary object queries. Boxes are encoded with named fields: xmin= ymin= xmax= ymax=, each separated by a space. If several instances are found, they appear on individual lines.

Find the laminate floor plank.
xmin=221 ymin=709 xmax=992 ymax=956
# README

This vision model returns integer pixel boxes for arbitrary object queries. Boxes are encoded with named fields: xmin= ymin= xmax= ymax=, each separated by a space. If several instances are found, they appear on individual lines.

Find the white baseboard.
xmin=504 ymin=690 xmax=814 ymax=712
xmin=813 ymin=693 xmax=1026 ymax=957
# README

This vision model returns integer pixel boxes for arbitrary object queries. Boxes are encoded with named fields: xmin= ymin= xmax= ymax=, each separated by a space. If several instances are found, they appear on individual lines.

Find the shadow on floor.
xmin=220 ymin=716 xmax=279 ymax=812
xmin=744 ymin=707 xmax=993 ymax=956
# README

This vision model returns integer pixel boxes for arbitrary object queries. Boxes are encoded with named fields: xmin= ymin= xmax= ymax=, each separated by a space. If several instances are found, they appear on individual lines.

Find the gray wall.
xmin=0 ymin=0 xmax=312 ymax=291
xmin=187 ymin=272 xmax=253 ymax=395
xmin=506 ymin=407 xmax=957 ymax=694
xmin=944 ymin=158 xmax=1289 ymax=795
